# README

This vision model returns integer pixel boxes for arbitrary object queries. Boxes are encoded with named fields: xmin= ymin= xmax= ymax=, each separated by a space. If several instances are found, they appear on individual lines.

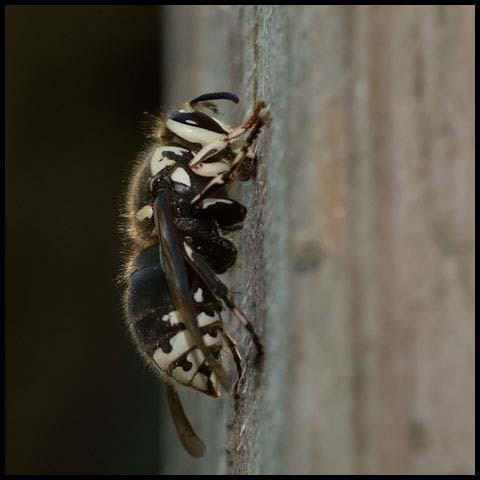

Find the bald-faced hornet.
xmin=121 ymin=92 xmax=266 ymax=457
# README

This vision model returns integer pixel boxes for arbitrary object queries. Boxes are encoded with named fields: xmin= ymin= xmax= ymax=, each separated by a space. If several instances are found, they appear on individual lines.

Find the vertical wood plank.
xmin=286 ymin=6 xmax=355 ymax=474
xmin=158 ymin=5 xmax=475 ymax=474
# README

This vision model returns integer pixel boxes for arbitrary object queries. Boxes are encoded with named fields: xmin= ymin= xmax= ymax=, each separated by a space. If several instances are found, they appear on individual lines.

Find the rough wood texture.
xmin=158 ymin=5 xmax=475 ymax=475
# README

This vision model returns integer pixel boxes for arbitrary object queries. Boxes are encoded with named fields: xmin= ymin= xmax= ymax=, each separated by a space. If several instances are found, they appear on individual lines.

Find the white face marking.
xmin=166 ymin=119 xmax=224 ymax=146
xmin=150 ymin=146 xmax=186 ymax=176
xmin=201 ymin=198 xmax=234 ymax=209
xmin=183 ymin=242 xmax=194 ymax=260
xmin=191 ymin=161 xmax=230 ymax=178
xmin=193 ymin=288 xmax=204 ymax=302
xmin=162 ymin=310 xmax=180 ymax=325
xmin=153 ymin=330 xmax=194 ymax=370
xmin=171 ymin=167 xmax=191 ymax=187
xmin=197 ymin=311 xmax=217 ymax=327
xmin=135 ymin=205 xmax=153 ymax=221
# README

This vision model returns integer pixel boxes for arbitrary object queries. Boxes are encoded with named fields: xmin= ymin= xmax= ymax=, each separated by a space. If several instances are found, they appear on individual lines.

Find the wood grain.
xmin=159 ymin=5 xmax=475 ymax=474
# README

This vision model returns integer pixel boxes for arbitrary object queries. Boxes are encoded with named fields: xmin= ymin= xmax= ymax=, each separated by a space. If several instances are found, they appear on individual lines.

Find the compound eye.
xmin=169 ymin=111 xmax=228 ymax=134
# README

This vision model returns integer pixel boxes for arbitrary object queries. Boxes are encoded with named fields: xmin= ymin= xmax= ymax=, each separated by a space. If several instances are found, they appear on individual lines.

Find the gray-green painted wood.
xmin=158 ymin=5 xmax=475 ymax=475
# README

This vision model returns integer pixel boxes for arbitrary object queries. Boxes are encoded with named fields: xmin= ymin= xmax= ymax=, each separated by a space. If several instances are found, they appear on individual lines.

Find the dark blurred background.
xmin=6 ymin=6 xmax=161 ymax=474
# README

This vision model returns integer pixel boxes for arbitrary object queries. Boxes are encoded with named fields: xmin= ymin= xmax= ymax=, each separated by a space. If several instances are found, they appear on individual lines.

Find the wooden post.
xmin=158 ymin=6 xmax=475 ymax=475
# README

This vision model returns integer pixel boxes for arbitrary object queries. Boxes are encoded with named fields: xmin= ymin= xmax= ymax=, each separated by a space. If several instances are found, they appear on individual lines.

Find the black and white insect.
xmin=121 ymin=92 xmax=266 ymax=457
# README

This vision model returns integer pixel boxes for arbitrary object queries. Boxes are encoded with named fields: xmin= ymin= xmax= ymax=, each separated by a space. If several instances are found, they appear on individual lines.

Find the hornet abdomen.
xmin=126 ymin=244 xmax=224 ymax=396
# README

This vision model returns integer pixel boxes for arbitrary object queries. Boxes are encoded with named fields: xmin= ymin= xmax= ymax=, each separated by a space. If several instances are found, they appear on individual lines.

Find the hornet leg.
xmin=223 ymin=328 xmax=244 ymax=400
xmin=189 ymin=101 xmax=266 ymax=170
xmin=191 ymin=115 xmax=266 ymax=206
xmin=182 ymin=239 xmax=264 ymax=361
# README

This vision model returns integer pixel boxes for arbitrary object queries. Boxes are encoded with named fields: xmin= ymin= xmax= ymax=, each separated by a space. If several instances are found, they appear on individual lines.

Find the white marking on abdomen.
xmin=201 ymin=198 xmax=234 ymax=209
xmin=135 ymin=205 xmax=153 ymax=221
xmin=171 ymin=365 xmax=195 ymax=384
xmin=197 ymin=311 xmax=217 ymax=327
xmin=171 ymin=349 xmax=205 ymax=384
xmin=190 ymin=369 xmax=220 ymax=394
xmin=203 ymin=332 xmax=222 ymax=347
xmin=190 ymin=372 xmax=208 ymax=391
xmin=150 ymin=146 xmax=188 ymax=176
xmin=154 ymin=312 xmax=222 ymax=374
xmin=153 ymin=330 xmax=194 ymax=370
xmin=193 ymin=288 xmax=203 ymax=302
xmin=162 ymin=311 xmax=180 ymax=325
xmin=171 ymin=167 xmax=191 ymax=187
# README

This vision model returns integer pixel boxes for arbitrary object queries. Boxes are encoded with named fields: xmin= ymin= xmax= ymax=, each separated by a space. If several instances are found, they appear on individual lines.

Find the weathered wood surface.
xmin=158 ymin=5 xmax=475 ymax=475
